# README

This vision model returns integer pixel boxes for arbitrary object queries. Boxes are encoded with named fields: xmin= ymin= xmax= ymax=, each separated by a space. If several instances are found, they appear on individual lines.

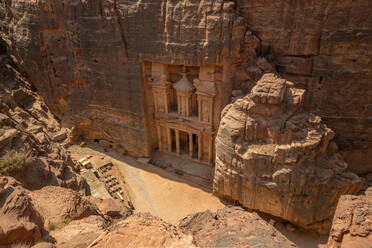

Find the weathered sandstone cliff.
xmin=213 ymin=73 xmax=362 ymax=233
xmin=0 ymin=0 xmax=246 ymax=158
xmin=0 ymin=48 xmax=88 ymax=193
xmin=0 ymin=0 xmax=371 ymax=172
xmin=236 ymin=0 xmax=372 ymax=174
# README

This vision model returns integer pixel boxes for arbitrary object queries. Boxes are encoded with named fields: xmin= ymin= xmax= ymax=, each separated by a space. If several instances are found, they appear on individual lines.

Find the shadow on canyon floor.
xmin=68 ymin=141 xmax=226 ymax=224
xmin=68 ymin=141 xmax=329 ymax=248
xmin=73 ymin=141 xmax=214 ymax=193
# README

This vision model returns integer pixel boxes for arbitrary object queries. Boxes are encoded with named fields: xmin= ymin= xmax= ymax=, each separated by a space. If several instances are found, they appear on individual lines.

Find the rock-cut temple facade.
xmin=144 ymin=62 xmax=223 ymax=165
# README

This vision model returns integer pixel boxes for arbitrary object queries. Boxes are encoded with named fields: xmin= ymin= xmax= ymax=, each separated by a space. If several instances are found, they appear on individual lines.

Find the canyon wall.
xmin=235 ymin=0 xmax=372 ymax=174
xmin=0 ymin=0 xmax=246 ymax=157
xmin=0 ymin=0 xmax=371 ymax=172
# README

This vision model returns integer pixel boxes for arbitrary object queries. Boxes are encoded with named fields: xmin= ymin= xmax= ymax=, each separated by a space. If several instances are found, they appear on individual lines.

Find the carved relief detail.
xmin=147 ymin=63 xmax=219 ymax=165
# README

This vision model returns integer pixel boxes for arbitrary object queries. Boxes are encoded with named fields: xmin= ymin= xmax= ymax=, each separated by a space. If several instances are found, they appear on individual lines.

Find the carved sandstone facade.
xmin=144 ymin=63 xmax=222 ymax=165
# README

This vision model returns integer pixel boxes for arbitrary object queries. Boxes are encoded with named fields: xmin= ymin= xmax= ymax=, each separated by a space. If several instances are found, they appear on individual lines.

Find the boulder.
xmin=10 ymin=156 xmax=88 ymax=194
xmin=0 ymin=177 xmax=43 ymax=245
xmin=49 ymin=215 xmax=106 ymax=248
xmin=30 ymin=186 xmax=98 ymax=229
xmin=327 ymin=189 xmax=372 ymax=248
xmin=214 ymin=73 xmax=362 ymax=233
xmin=179 ymin=206 xmax=297 ymax=247
xmin=89 ymin=197 xmax=131 ymax=219
xmin=87 ymin=213 xmax=195 ymax=248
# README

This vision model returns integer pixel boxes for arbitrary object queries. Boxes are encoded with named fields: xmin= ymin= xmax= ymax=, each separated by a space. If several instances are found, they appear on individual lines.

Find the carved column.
xmin=164 ymin=93 xmax=169 ymax=113
xmin=186 ymin=100 xmax=189 ymax=116
xmin=177 ymin=96 xmax=181 ymax=114
xmin=198 ymin=134 xmax=202 ymax=160
xmin=198 ymin=99 xmax=202 ymax=121
xmin=176 ymin=130 xmax=180 ymax=155
xmin=156 ymin=125 xmax=162 ymax=150
xmin=209 ymin=101 xmax=213 ymax=124
xmin=153 ymin=91 xmax=158 ymax=114
xmin=208 ymin=135 xmax=213 ymax=164
xmin=188 ymin=133 xmax=193 ymax=158
xmin=167 ymin=128 xmax=172 ymax=152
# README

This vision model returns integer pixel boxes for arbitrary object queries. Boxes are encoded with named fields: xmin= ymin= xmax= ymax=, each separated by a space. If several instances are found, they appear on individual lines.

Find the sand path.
xmin=69 ymin=144 xmax=225 ymax=224
xmin=69 ymin=143 xmax=328 ymax=247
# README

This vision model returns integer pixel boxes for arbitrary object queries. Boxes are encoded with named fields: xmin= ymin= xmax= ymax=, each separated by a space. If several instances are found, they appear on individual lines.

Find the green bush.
xmin=0 ymin=150 xmax=27 ymax=176
xmin=48 ymin=222 xmax=56 ymax=231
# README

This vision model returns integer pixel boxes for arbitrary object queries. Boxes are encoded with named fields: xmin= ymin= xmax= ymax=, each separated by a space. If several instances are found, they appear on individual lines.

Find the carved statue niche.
xmin=173 ymin=68 xmax=194 ymax=117
xmin=151 ymin=74 xmax=172 ymax=117
xmin=193 ymin=78 xmax=216 ymax=124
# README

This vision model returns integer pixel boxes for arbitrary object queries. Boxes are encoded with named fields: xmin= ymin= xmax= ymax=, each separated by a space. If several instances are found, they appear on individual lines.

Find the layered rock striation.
xmin=0 ymin=0 xmax=246 ymax=157
xmin=0 ymin=51 xmax=88 ymax=193
xmin=88 ymin=213 xmax=196 ymax=248
xmin=214 ymin=73 xmax=362 ymax=233
xmin=1 ymin=1 xmax=370 ymax=170
xmin=327 ymin=188 xmax=372 ymax=248
xmin=179 ymin=206 xmax=296 ymax=247
xmin=236 ymin=0 xmax=372 ymax=174
xmin=0 ymin=177 xmax=44 ymax=245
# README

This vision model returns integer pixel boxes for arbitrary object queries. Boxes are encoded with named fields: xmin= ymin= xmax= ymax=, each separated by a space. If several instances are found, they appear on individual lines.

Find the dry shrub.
xmin=0 ymin=150 xmax=26 ymax=176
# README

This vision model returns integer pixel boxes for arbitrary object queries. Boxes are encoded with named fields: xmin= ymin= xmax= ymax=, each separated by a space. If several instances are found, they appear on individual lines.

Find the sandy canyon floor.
xmin=68 ymin=142 xmax=328 ymax=248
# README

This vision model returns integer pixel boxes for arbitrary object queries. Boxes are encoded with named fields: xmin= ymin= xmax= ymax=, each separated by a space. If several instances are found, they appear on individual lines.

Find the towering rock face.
xmin=0 ymin=0 xmax=245 ymax=157
xmin=235 ymin=0 xmax=372 ymax=174
xmin=0 ymin=51 xmax=88 ymax=193
xmin=0 ymin=0 xmax=371 ymax=170
xmin=214 ymin=73 xmax=362 ymax=233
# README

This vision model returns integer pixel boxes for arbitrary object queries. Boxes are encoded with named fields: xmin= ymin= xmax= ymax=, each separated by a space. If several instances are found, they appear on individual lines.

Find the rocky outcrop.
xmin=214 ymin=73 xmax=362 ymax=233
xmin=88 ymin=213 xmax=196 ymax=248
xmin=179 ymin=206 xmax=297 ymax=247
xmin=89 ymin=197 xmax=132 ymax=220
xmin=0 ymin=177 xmax=127 ymax=247
xmin=17 ymin=156 xmax=88 ymax=192
xmin=0 ymin=54 xmax=89 ymax=193
xmin=49 ymin=215 xmax=106 ymax=248
xmin=0 ymin=176 xmax=304 ymax=247
xmin=327 ymin=188 xmax=372 ymax=248
xmin=0 ymin=177 xmax=44 ymax=246
xmin=30 ymin=186 xmax=99 ymax=229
